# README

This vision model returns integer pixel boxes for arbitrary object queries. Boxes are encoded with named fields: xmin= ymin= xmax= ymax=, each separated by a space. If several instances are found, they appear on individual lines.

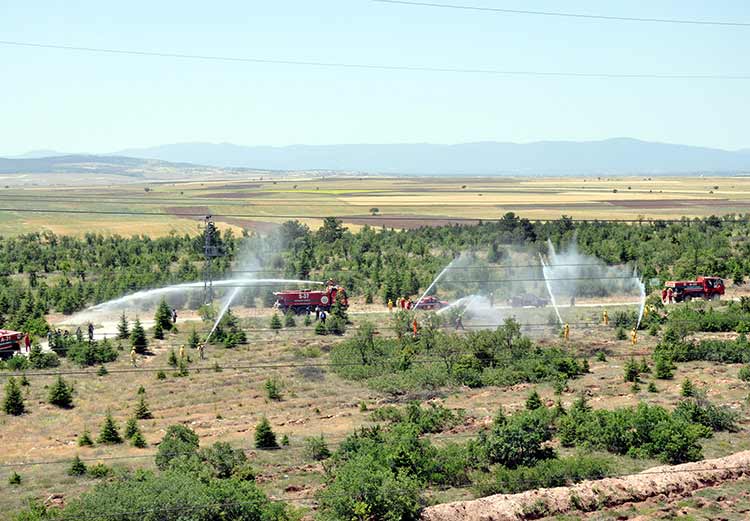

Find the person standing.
xmin=631 ymin=327 xmax=638 ymax=345
xmin=666 ymin=288 xmax=674 ymax=304
xmin=198 ymin=343 xmax=205 ymax=360
xmin=315 ymin=305 xmax=321 ymax=321
xmin=602 ymin=309 xmax=609 ymax=326
xmin=662 ymin=288 xmax=668 ymax=304
xmin=87 ymin=323 xmax=94 ymax=342
xmin=171 ymin=308 xmax=178 ymax=324
xmin=412 ymin=318 xmax=418 ymax=338
xmin=563 ymin=323 xmax=570 ymax=341
xmin=455 ymin=315 xmax=464 ymax=331
xmin=130 ymin=347 xmax=137 ymax=367
xmin=388 ymin=299 xmax=394 ymax=312
xmin=320 ymin=310 xmax=327 ymax=324
xmin=179 ymin=344 xmax=186 ymax=360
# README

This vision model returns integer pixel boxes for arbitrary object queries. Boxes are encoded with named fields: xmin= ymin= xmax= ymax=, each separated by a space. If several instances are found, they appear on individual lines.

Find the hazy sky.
xmin=2 ymin=1 xmax=749 ymax=155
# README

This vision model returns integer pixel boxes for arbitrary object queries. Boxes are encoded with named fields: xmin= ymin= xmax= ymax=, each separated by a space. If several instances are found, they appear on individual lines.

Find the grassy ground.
xmin=2 ymin=304 xmax=749 ymax=519
xmin=4 ymin=175 xmax=750 ymax=236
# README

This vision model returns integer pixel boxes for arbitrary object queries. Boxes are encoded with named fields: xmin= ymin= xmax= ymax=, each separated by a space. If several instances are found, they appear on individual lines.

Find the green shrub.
xmin=654 ymin=354 xmax=675 ymax=379
xmin=315 ymin=321 xmax=328 ymax=335
xmin=305 ymin=435 xmax=331 ymax=461
xmin=156 ymin=424 xmax=199 ymax=470
xmin=615 ymin=327 xmax=627 ymax=340
xmin=480 ymin=409 xmax=555 ymax=469
xmin=68 ymin=455 xmax=87 ymax=476
xmin=97 ymin=412 xmax=122 ymax=444
xmin=48 ymin=376 xmax=73 ymax=408
xmin=739 ymin=366 xmax=750 ymax=382
xmin=8 ymin=472 xmax=21 ymax=485
xmin=78 ymin=429 xmax=94 ymax=447
xmin=264 ymin=378 xmax=282 ymax=401
xmin=87 ymin=463 xmax=112 ymax=478
xmin=124 ymin=417 xmax=139 ymax=439
xmin=97 ymin=364 xmax=108 ymax=376
xmin=29 ymin=344 xmax=60 ymax=369
xmin=134 ymin=395 xmax=152 ymax=419
xmin=681 ymin=378 xmax=698 ymax=397
xmin=199 ymin=441 xmax=248 ymax=478
xmin=525 ymin=389 xmax=544 ymax=410
xmin=270 ymin=314 xmax=282 ymax=330
xmin=317 ymin=452 xmax=422 ymax=521
xmin=673 ymin=398 xmax=738 ymax=432
xmin=131 ymin=431 xmax=147 ymax=448
xmin=473 ymin=455 xmax=611 ymax=496
xmin=623 ymin=358 xmax=639 ymax=382
xmin=3 ymin=377 xmax=25 ymax=415
xmin=647 ymin=382 xmax=658 ymax=393
xmin=255 ymin=417 xmax=278 ymax=449
xmin=284 ymin=313 xmax=296 ymax=328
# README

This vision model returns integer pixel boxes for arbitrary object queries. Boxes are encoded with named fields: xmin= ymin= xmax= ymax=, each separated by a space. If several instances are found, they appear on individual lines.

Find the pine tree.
xmin=315 ymin=321 xmax=327 ymax=335
xmin=270 ymin=314 xmax=282 ymax=330
xmin=154 ymin=297 xmax=174 ymax=332
xmin=97 ymin=365 xmax=108 ymax=376
xmin=130 ymin=318 xmax=148 ymax=354
xmin=623 ymin=357 xmax=639 ymax=382
xmin=168 ymin=349 xmax=178 ymax=367
xmin=48 ymin=376 xmax=74 ymax=408
xmin=3 ymin=377 xmax=25 ymax=416
xmin=153 ymin=321 xmax=164 ymax=340
xmin=8 ymin=472 xmax=21 ymax=485
xmin=525 ymin=389 xmax=543 ymax=410
xmin=117 ymin=312 xmax=130 ymax=340
xmin=284 ymin=312 xmax=296 ymax=328
xmin=254 ymin=417 xmax=279 ymax=449
xmin=134 ymin=395 xmax=153 ymax=420
xmin=124 ymin=417 xmax=139 ymax=439
xmin=187 ymin=327 xmax=200 ymax=350
xmin=304 ymin=314 xmax=312 ymax=326
xmin=681 ymin=378 xmax=697 ymax=397
xmin=131 ymin=430 xmax=147 ymax=448
xmin=97 ymin=412 xmax=122 ymax=444
xmin=331 ymin=292 xmax=349 ymax=323
xmin=68 ymin=455 xmax=87 ymax=476
xmin=654 ymin=355 xmax=675 ymax=379
xmin=137 ymin=385 xmax=146 ymax=395
xmin=78 ymin=429 xmax=94 ymax=447
xmin=20 ymin=374 xmax=30 ymax=387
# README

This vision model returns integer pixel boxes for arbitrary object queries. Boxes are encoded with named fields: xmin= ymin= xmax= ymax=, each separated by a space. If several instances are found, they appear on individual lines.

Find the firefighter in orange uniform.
xmin=602 ymin=309 xmax=609 ymax=326
xmin=563 ymin=323 xmax=570 ymax=341
xmin=631 ymin=327 xmax=638 ymax=345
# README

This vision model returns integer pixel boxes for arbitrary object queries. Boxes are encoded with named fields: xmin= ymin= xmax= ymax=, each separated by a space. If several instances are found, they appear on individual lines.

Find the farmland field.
xmin=3 ymin=174 xmax=750 ymax=236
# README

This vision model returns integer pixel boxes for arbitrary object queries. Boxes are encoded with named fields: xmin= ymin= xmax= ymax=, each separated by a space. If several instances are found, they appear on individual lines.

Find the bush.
xmin=51 ymin=467 xmax=294 ymax=521
xmin=67 ymin=338 xmax=118 ymax=367
xmin=284 ymin=313 xmax=296 ymax=328
xmin=156 ymin=424 xmax=199 ymax=470
xmin=315 ymin=321 xmax=327 ymax=335
xmin=97 ymin=412 xmax=122 ymax=444
xmin=480 ymin=409 xmax=555 ymax=469
xmin=473 ymin=455 xmax=612 ymax=496
xmin=681 ymin=378 xmax=698 ymax=397
xmin=615 ymin=327 xmax=627 ymax=340
xmin=673 ymin=398 xmax=738 ymax=432
xmin=264 ymin=378 xmax=282 ymax=401
xmin=48 ymin=376 xmax=74 ymax=408
xmin=327 ymin=316 xmax=347 ymax=335
xmin=130 ymin=318 xmax=148 ymax=354
xmin=97 ymin=365 xmax=108 ymax=376
xmin=270 ymin=314 xmax=282 ymax=330
xmin=131 ymin=431 xmax=147 ymax=448
xmin=654 ymin=354 xmax=675 ymax=379
xmin=3 ymin=377 xmax=25 ymax=415
xmin=199 ymin=441 xmax=248 ymax=478
xmin=87 ymin=463 xmax=112 ymax=478
xmin=124 ymin=417 xmax=139 ymax=439
xmin=255 ymin=417 xmax=279 ymax=449
xmin=8 ymin=472 xmax=21 ymax=485
xmin=78 ymin=429 xmax=94 ymax=447
xmin=525 ymin=390 xmax=544 ymax=410
xmin=156 ymin=370 xmax=166 ymax=380
xmin=623 ymin=358 xmax=639 ymax=382
xmin=739 ymin=366 xmax=750 ymax=382
xmin=68 ymin=455 xmax=87 ymax=476
xmin=134 ymin=395 xmax=153 ymax=419
xmin=29 ymin=344 xmax=59 ymax=369
xmin=317 ymin=452 xmax=422 ymax=521
xmin=305 ymin=435 xmax=331 ymax=461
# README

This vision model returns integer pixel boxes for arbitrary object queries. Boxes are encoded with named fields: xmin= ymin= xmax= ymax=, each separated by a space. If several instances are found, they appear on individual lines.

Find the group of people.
xmin=661 ymin=287 xmax=675 ymax=304
xmin=387 ymin=297 xmax=416 ymax=312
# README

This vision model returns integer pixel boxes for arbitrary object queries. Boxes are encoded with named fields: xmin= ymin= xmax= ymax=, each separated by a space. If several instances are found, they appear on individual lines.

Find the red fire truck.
xmin=414 ymin=296 xmax=449 ymax=311
xmin=664 ymin=276 xmax=725 ymax=302
xmin=273 ymin=284 xmax=348 ymax=314
xmin=0 ymin=330 xmax=26 ymax=359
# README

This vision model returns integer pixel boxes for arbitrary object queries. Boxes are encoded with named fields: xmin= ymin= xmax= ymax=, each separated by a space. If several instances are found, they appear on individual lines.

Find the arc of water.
xmin=415 ymin=260 xmax=455 ymax=309
xmin=205 ymin=286 xmax=242 ymax=343
xmin=635 ymin=267 xmax=647 ymax=329
xmin=539 ymin=254 xmax=563 ymax=325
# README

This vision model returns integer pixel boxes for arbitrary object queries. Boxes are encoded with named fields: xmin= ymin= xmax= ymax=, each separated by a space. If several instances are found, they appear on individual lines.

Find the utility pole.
xmin=202 ymin=215 xmax=220 ymax=304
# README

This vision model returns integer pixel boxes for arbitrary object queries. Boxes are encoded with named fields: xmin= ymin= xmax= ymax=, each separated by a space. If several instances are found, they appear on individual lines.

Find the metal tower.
xmin=202 ymin=215 xmax=221 ymax=304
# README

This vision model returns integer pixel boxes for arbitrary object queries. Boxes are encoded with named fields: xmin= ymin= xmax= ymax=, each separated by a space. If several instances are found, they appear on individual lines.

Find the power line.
xmin=1 ymin=40 xmax=749 ymax=80
xmin=371 ymin=0 xmax=750 ymax=27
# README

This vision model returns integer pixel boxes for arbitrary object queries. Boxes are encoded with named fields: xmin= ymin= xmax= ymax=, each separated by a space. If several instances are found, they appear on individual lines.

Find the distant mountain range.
xmin=3 ymin=138 xmax=750 ymax=176
xmin=115 ymin=138 xmax=750 ymax=175
xmin=0 ymin=155 xmax=201 ymax=175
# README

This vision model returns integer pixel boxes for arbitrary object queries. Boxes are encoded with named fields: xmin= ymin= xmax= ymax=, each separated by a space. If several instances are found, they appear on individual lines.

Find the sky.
xmin=1 ymin=0 xmax=749 ymax=155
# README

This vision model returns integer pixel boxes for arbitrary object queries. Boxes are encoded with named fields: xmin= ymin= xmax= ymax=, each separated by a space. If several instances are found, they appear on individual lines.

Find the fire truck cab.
xmin=0 ymin=330 xmax=26 ymax=359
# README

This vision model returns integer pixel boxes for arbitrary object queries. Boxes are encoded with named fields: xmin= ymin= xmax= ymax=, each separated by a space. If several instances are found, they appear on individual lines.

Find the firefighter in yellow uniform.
xmin=631 ymin=327 xmax=638 ymax=345
xmin=130 ymin=347 xmax=137 ymax=367
xmin=388 ymin=299 xmax=394 ymax=312
xmin=179 ymin=344 xmax=186 ymax=360
xmin=563 ymin=323 xmax=570 ymax=341
xmin=602 ymin=310 xmax=609 ymax=326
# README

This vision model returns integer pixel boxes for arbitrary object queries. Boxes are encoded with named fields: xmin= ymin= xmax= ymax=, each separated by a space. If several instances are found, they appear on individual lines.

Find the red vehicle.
xmin=274 ymin=284 xmax=348 ymax=314
xmin=0 ymin=329 xmax=25 ymax=359
xmin=414 ymin=296 xmax=449 ymax=311
xmin=664 ymin=276 xmax=725 ymax=302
